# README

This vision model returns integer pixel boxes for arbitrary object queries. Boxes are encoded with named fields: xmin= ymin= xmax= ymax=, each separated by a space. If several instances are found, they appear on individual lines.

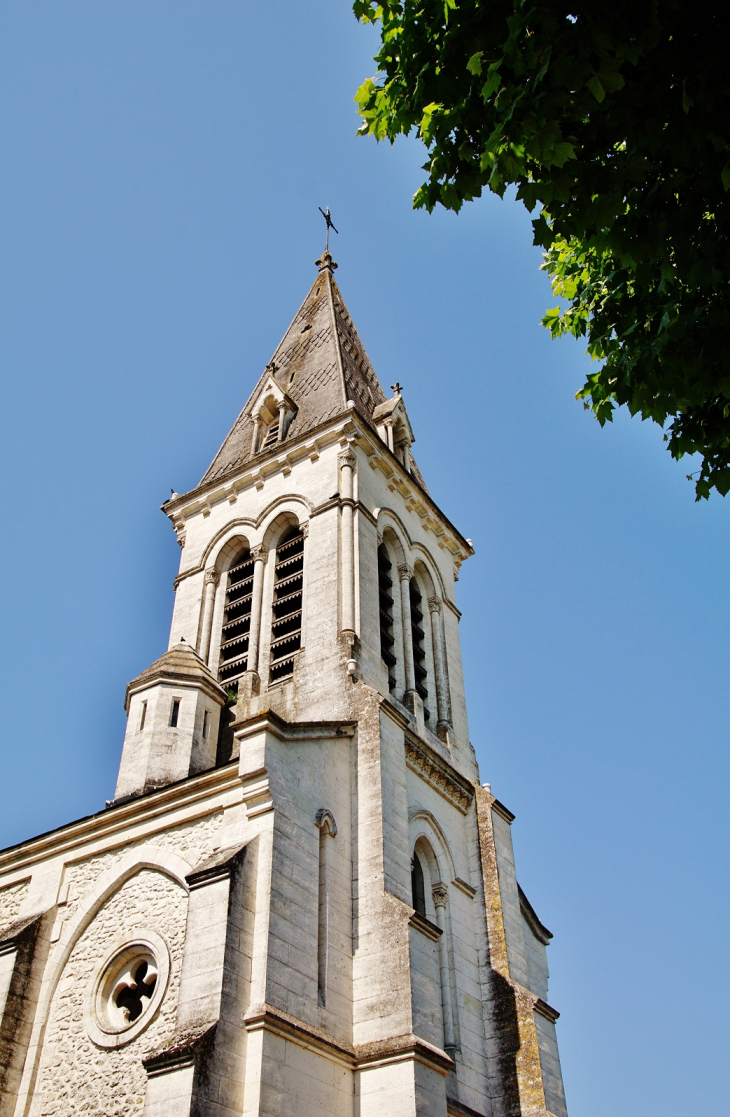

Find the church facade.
xmin=0 ymin=250 xmax=568 ymax=1117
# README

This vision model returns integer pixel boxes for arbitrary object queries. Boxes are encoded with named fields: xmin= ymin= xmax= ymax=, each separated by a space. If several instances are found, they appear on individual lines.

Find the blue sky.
xmin=1 ymin=4 xmax=728 ymax=1114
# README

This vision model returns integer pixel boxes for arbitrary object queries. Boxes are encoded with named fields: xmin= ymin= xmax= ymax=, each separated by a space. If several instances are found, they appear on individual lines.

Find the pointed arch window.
xmin=409 ymin=577 xmax=430 ymax=721
xmin=269 ymin=526 xmax=305 ymax=683
xmin=378 ymin=544 xmax=397 ymax=692
xmin=218 ymin=546 xmax=255 ymax=691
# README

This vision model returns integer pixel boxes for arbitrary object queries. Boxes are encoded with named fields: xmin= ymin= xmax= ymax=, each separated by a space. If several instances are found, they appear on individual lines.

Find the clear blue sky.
xmin=1 ymin=4 xmax=727 ymax=1114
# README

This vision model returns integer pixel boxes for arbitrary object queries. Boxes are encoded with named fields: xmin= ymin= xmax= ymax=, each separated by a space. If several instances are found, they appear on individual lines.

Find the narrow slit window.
xmin=218 ymin=546 xmax=255 ymax=697
xmin=202 ymin=709 xmax=210 ymax=740
xmin=170 ymin=699 xmax=180 ymax=728
xmin=269 ymin=526 xmax=304 ymax=684
xmin=377 ymin=545 xmax=397 ymax=692
xmin=409 ymin=578 xmax=430 ymax=721
xmin=317 ymin=823 xmax=331 ymax=1006
xmin=412 ymin=853 xmax=426 ymax=916
xmin=139 ymin=700 xmax=147 ymax=731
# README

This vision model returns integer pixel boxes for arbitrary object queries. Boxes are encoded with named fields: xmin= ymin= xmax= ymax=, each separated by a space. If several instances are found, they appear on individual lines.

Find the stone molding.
xmin=164 ymin=408 xmax=472 ymax=571
xmin=404 ymin=734 xmax=474 ymax=815
xmin=143 ymin=1022 xmax=216 ymax=1078
xmin=408 ymin=910 xmax=442 ymax=941
xmin=534 ymin=997 xmax=561 ymax=1023
xmin=447 ymin=1102 xmax=489 ymax=1117
xmin=491 ymin=797 xmax=516 ymax=824
xmin=185 ymin=842 xmax=248 ymax=891
xmin=314 ymin=808 xmax=337 ymax=837
xmin=518 ymin=883 xmax=553 ymax=945
xmin=243 ymin=1003 xmax=455 ymax=1076
xmin=0 ymin=763 xmax=243 ymax=878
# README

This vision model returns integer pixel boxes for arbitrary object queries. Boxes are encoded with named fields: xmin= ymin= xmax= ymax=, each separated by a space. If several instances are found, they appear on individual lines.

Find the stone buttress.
xmin=0 ymin=250 xmax=568 ymax=1117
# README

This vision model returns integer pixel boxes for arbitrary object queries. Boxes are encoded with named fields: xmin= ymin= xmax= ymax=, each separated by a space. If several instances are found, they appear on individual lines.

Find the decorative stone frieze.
xmin=404 ymin=734 xmax=475 ymax=814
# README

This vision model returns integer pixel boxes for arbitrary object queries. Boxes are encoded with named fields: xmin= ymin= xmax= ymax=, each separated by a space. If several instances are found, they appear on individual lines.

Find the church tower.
xmin=0 ymin=249 xmax=568 ymax=1117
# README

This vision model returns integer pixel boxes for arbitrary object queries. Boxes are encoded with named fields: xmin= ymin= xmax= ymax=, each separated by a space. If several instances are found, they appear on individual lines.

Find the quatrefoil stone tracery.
xmin=85 ymin=930 xmax=170 ymax=1049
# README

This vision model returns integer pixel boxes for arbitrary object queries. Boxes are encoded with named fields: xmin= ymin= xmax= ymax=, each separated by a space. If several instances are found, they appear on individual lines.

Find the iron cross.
xmin=318 ymin=206 xmax=339 ymax=252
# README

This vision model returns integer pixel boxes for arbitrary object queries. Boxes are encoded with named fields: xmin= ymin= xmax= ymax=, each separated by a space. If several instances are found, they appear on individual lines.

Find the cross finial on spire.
xmin=391 ymin=382 xmax=403 ymax=396
xmin=318 ymin=206 xmax=338 ymax=253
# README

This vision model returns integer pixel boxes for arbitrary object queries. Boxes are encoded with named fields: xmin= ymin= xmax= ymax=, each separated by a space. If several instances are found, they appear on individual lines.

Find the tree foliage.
xmin=354 ymin=1 xmax=730 ymax=498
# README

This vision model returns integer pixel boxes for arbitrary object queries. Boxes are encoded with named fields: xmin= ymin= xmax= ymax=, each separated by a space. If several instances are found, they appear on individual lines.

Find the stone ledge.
xmin=143 ymin=1023 xmax=216 ymax=1078
xmin=534 ymin=998 xmax=561 ymax=1024
xmin=408 ymin=910 xmax=442 ymax=941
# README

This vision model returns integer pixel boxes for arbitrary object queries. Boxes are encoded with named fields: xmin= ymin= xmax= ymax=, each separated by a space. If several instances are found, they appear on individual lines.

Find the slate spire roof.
xmin=201 ymin=252 xmax=425 ymax=488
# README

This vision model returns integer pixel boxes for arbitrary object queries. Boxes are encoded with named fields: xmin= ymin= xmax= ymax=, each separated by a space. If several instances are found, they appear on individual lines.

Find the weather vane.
xmin=318 ymin=206 xmax=339 ymax=253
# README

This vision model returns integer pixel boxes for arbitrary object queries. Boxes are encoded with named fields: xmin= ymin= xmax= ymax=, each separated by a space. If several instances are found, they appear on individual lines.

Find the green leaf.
xmin=467 ymin=51 xmax=483 ymax=76
xmin=587 ymin=75 xmax=605 ymax=102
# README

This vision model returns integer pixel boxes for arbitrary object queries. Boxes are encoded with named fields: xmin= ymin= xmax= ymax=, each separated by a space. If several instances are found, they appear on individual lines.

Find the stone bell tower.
xmin=0 ymin=248 xmax=568 ymax=1117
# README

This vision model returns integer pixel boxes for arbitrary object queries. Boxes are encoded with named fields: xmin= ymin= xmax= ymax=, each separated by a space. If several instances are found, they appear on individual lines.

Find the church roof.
xmin=201 ymin=252 xmax=426 ymax=489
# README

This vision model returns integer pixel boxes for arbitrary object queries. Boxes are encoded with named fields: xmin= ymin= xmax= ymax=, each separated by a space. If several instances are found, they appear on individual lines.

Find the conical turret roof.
xmin=201 ymin=253 xmax=425 ymax=488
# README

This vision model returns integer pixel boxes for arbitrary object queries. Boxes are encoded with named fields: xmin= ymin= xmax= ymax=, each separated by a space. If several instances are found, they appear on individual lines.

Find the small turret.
xmin=115 ymin=640 xmax=226 ymax=800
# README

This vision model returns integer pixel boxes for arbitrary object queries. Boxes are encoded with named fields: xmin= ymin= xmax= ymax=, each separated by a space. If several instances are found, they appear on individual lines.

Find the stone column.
xmin=384 ymin=419 xmax=394 ymax=453
xmin=246 ymin=544 xmax=268 ymax=677
xmin=432 ymin=884 xmax=456 ymax=1054
xmin=398 ymin=563 xmax=416 ymax=696
xmin=339 ymin=448 xmax=357 ymax=634
xmin=198 ymin=569 xmax=220 ymax=663
xmin=276 ymin=400 xmax=288 ymax=442
xmin=428 ymin=597 xmax=452 ymax=737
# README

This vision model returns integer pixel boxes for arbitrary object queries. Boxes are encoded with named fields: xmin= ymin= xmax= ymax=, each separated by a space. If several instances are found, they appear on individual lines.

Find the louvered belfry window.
xmin=269 ymin=526 xmax=304 ymax=683
xmin=218 ymin=547 xmax=255 ymax=691
xmin=409 ymin=578 xmax=430 ymax=721
xmin=261 ymin=417 xmax=280 ymax=451
xmin=378 ymin=545 xmax=397 ymax=692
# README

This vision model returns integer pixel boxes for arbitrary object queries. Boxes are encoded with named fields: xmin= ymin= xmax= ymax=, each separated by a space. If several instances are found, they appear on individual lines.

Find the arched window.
xmin=269 ymin=525 xmax=305 ymax=683
xmin=409 ymin=576 xmax=430 ymax=721
xmin=411 ymin=852 xmax=426 ymax=916
xmin=378 ymin=544 xmax=397 ymax=692
xmin=218 ymin=546 xmax=255 ymax=692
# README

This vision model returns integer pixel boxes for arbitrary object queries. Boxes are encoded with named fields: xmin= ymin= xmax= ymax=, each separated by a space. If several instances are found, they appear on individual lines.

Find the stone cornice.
xmin=163 ymin=408 xmax=473 ymax=571
xmin=233 ymin=708 xmax=356 ymax=743
xmin=491 ymin=798 xmax=516 ymax=825
xmin=403 ymin=733 xmax=475 ymax=815
xmin=0 ymin=763 xmax=242 ymax=879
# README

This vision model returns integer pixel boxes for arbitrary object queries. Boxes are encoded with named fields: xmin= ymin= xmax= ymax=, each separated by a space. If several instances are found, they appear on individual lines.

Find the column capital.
xmin=300 ymin=521 xmax=310 ymax=538
xmin=432 ymin=884 xmax=448 ymax=908
xmin=427 ymin=596 xmax=442 ymax=615
xmin=250 ymin=544 xmax=268 ymax=563
xmin=398 ymin=563 xmax=413 ymax=583
xmin=338 ymin=447 xmax=357 ymax=470
xmin=204 ymin=568 xmax=221 ymax=586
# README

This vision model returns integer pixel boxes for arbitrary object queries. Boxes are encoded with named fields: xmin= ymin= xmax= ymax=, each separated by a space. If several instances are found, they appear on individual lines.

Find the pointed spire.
xmin=200 ymin=251 xmax=426 ymax=491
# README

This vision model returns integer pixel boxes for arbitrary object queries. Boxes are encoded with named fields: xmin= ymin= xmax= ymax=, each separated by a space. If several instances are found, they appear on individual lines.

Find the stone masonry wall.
xmin=31 ymin=868 xmax=188 ymax=1117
